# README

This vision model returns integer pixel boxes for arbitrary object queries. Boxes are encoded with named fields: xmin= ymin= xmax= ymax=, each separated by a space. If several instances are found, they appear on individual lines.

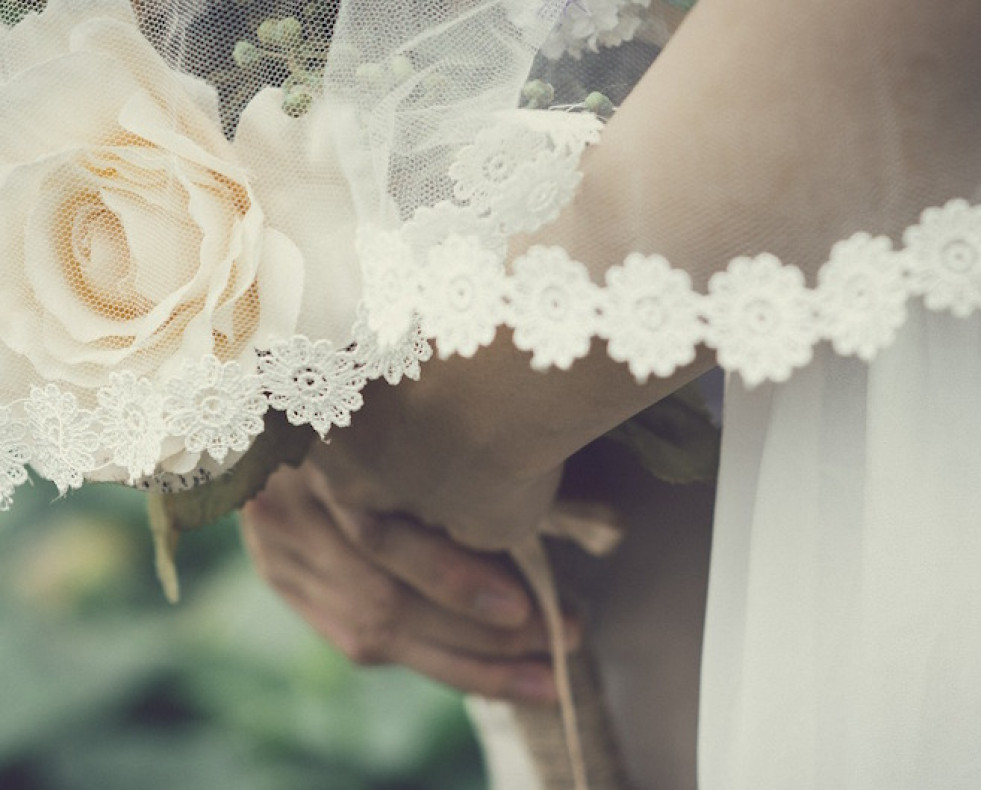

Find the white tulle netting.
xmin=1 ymin=0 xmax=980 ymax=507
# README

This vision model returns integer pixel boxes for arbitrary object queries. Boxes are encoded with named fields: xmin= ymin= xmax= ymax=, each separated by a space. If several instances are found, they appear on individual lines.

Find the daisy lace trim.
xmin=164 ymin=357 xmax=268 ymax=464
xmin=400 ymin=198 xmax=980 ymax=387
xmin=259 ymin=337 xmax=367 ymax=438
xmin=704 ymin=253 xmax=818 ymax=388
xmin=3 ymin=199 xmax=980 ymax=508
xmin=448 ymin=111 xmax=601 ymax=237
xmin=24 ymin=384 xmax=101 ymax=496
xmin=507 ymin=246 xmax=601 ymax=370
xmin=599 ymin=253 xmax=702 ymax=380
xmin=350 ymin=308 xmax=433 ymax=386
xmin=0 ymin=407 xmax=30 ymax=510
xmin=97 ymin=372 xmax=169 ymax=484
xmin=903 ymin=200 xmax=981 ymax=317
xmin=420 ymin=235 xmax=509 ymax=359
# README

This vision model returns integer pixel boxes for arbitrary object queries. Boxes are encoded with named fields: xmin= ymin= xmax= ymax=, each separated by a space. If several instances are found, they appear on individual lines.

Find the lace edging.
xmin=373 ymin=199 xmax=981 ymax=391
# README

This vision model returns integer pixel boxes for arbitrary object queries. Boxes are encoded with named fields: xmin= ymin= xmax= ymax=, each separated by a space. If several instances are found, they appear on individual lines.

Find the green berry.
xmin=278 ymin=17 xmax=303 ymax=45
xmin=257 ymin=18 xmax=279 ymax=45
xmin=584 ymin=91 xmax=614 ymax=117
xmin=282 ymin=89 xmax=314 ymax=117
xmin=232 ymin=40 xmax=262 ymax=68
xmin=522 ymin=79 xmax=555 ymax=109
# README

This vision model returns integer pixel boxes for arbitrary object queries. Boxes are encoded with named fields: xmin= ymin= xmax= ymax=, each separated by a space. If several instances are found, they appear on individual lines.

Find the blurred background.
xmin=0 ymin=478 xmax=486 ymax=790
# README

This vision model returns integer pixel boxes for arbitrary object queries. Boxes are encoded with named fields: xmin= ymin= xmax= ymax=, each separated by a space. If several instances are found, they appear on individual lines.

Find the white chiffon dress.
xmin=700 ymin=302 xmax=981 ymax=789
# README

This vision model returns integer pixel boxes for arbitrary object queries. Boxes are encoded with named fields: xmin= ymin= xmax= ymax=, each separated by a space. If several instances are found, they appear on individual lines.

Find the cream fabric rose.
xmin=0 ymin=0 xmax=304 ymax=397
xmin=0 ymin=0 xmax=367 ymax=483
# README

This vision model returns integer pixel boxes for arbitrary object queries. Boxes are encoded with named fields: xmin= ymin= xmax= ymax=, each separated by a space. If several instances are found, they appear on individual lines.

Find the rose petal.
xmin=235 ymin=88 xmax=361 ymax=344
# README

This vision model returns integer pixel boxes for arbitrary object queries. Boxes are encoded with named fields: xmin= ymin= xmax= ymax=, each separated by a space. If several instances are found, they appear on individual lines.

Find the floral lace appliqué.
xmin=449 ymin=124 xmax=548 ymax=214
xmin=357 ymin=229 xmax=420 ymax=348
xmin=508 ymin=246 xmax=601 ymax=370
xmin=350 ymin=308 xmax=433 ymax=386
xmin=448 ymin=111 xmax=600 ymax=238
xmin=97 ymin=372 xmax=169 ymax=484
xmin=164 ymin=357 xmax=268 ymax=464
xmin=704 ymin=254 xmax=817 ymax=388
xmin=419 ymin=235 xmax=509 ymax=359
xmin=25 ymin=384 xmax=101 ymax=495
xmin=600 ymin=253 xmax=703 ymax=380
xmin=817 ymin=233 xmax=908 ymax=360
xmin=260 ymin=336 xmax=366 ymax=438
xmin=903 ymin=199 xmax=981 ymax=318
xmin=0 ymin=407 xmax=29 ymax=510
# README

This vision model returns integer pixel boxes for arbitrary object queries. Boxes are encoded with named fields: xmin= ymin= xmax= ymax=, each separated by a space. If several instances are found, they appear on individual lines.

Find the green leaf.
xmin=605 ymin=382 xmax=720 ymax=484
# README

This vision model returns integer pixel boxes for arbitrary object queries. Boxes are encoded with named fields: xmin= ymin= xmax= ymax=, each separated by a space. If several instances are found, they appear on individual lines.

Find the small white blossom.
xmin=25 ymin=384 xmax=100 ymax=495
xmin=259 ymin=336 xmax=367 ymax=438
xmin=903 ymin=199 xmax=981 ymax=317
xmin=357 ymin=228 xmax=420 ymax=348
xmin=507 ymin=246 xmax=600 ymax=370
xmin=164 ymin=356 xmax=267 ymax=464
xmin=0 ymin=407 xmax=30 ymax=510
xmin=351 ymin=308 xmax=433 ymax=385
xmin=600 ymin=253 xmax=703 ymax=381
xmin=419 ymin=235 xmax=508 ymax=358
xmin=506 ymin=0 xmax=654 ymax=60
xmin=449 ymin=123 xmax=548 ymax=213
xmin=96 ymin=372 xmax=168 ymax=483
xmin=704 ymin=253 xmax=818 ymax=388
xmin=816 ymin=233 xmax=909 ymax=360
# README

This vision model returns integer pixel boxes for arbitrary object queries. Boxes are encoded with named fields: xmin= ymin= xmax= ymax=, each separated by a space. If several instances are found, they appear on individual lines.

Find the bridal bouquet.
xmin=0 ymin=3 xmax=718 ymax=788
xmin=0 ymin=0 xmax=371 ymax=507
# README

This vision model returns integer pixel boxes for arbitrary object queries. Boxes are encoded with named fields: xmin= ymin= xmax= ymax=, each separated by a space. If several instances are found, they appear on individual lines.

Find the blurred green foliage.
xmin=0 ymin=479 xmax=486 ymax=790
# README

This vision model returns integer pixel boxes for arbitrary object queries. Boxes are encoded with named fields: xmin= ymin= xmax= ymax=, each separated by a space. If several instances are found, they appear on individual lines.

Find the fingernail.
xmin=511 ymin=668 xmax=557 ymax=704
xmin=473 ymin=588 xmax=528 ymax=625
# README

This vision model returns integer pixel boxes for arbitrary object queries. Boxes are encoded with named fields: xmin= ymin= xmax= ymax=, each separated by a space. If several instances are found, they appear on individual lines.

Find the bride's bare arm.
xmin=310 ymin=0 xmax=981 ymax=551
xmin=244 ymin=0 xmax=981 ymax=690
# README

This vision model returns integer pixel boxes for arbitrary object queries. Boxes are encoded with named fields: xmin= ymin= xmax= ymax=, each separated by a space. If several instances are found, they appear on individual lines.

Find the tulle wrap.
xmin=4 ymin=2 xmax=981 ymax=788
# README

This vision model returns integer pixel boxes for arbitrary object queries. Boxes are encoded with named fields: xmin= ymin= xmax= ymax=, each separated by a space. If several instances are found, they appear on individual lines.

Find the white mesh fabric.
xmin=2 ymin=0 xmax=981 ymax=504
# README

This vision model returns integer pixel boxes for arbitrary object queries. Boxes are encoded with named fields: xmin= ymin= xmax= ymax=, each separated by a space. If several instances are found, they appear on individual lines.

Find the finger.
xmin=253 ymin=515 xmax=581 ymax=661
xmin=283 ymin=575 xmax=560 ymax=703
xmin=328 ymin=508 xmax=535 ymax=629
xmin=404 ymin=601 xmax=583 ymax=659
xmin=398 ymin=639 xmax=560 ymax=704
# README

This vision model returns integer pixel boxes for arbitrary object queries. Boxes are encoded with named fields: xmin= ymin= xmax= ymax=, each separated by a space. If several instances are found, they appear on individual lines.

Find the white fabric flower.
xmin=351 ymin=308 xmax=433 ymax=386
xmin=491 ymin=152 xmax=583 ymax=235
xmin=164 ymin=357 xmax=268 ymax=464
xmin=357 ymin=228 xmax=420 ymax=348
xmin=0 ymin=0 xmax=304 ymax=397
xmin=507 ymin=246 xmax=599 ymax=370
xmin=96 ymin=372 xmax=168 ymax=484
xmin=505 ymin=0 xmax=653 ymax=60
xmin=419 ymin=235 xmax=508 ymax=358
xmin=705 ymin=253 xmax=818 ymax=388
xmin=600 ymin=253 xmax=703 ymax=381
xmin=449 ymin=124 xmax=548 ymax=214
xmin=903 ymin=199 xmax=981 ymax=317
xmin=25 ymin=384 xmax=100 ymax=495
xmin=259 ymin=336 xmax=366 ymax=438
xmin=0 ymin=407 xmax=30 ymax=510
xmin=816 ymin=233 xmax=909 ymax=360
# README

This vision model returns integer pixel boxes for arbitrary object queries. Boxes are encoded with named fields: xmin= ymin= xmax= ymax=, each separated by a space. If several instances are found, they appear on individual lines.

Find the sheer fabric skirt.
xmin=700 ymin=303 xmax=981 ymax=789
